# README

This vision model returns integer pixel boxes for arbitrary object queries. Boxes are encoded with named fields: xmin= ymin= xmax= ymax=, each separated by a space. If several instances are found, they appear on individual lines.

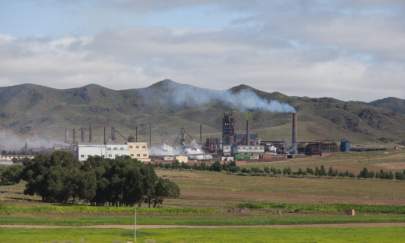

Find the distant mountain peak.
xmin=149 ymin=79 xmax=180 ymax=88
xmin=229 ymin=84 xmax=255 ymax=93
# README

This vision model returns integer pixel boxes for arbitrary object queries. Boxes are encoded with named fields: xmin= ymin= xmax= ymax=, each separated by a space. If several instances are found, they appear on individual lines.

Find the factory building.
xmin=175 ymin=155 xmax=189 ymax=163
xmin=260 ymin=140 xmax=287 ymax=154
xmin=233 ymin=145 xmax=265 ymax=161
xmin=303 ymin=141 xmax=339 ymax=155
xmin=205 ymin=137 xmax=221 ymax=154
xmin=0 ymin=154 xmax=34 ymax=165
xmin=105 ymin=144 xmax=129 ymax=159
xmin=77 ymin=144 xmax=106 ymax=161
xmin=77 ymin=144 xmax=129 ymax=161
xmin=234 ymin=134 xmax=258 ymax=146
xmin=128 ymin=142 xmax=151 ymax=162
xmin=223 ymin=145 xmax=232 ymax=156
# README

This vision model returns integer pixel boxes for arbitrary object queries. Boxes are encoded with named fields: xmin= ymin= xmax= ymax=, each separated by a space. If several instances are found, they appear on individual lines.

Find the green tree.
xmin=153 ymin=178 xmax=180 ymax=207
xmin=0 ymin=165 xmax=23 ymax=185
xmin=209 ymin=161 xmax=222 ymax=172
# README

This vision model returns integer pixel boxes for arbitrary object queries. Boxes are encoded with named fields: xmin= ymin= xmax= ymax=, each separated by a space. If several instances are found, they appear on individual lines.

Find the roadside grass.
xmin=0 ymin=203 xmax=214 ymax=215
xmin=238 ymin=202 xmax=405 ymax=214
xmin=2 ymin=227 xmax=405 ymax=243
xmin=2 ymin=214 xmax=405 ymax=226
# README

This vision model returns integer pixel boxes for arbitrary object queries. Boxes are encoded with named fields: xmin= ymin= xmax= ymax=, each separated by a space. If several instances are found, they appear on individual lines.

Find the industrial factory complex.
xmin=0 ymin=111 xmax=354 ymax=166
xmin=59 ymin=112 xmax=352 ymax=165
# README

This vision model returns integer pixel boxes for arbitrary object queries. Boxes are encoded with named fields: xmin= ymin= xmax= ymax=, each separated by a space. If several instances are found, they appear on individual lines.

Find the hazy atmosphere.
xmin=0 ymin=0 xmax=404 ymax=101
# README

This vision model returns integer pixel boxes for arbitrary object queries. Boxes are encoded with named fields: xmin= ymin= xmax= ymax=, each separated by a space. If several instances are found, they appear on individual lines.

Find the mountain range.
xmin=0 ymin=79 xmax=404 ymax=149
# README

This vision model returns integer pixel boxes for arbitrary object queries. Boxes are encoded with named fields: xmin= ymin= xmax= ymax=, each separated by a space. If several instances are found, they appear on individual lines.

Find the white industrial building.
xmin=233 ymin=145 xmax=265 ymax=154
xmin=77 ymin=144 xmax=129 ymax=161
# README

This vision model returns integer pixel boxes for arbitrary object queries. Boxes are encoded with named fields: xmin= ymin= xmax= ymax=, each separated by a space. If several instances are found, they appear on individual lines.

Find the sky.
xmin=0 ymin=0 xmax=404 ymax=101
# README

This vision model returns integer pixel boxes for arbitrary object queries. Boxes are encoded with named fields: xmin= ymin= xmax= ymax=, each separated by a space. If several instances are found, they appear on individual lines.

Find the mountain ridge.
xmin=0 ymin=79 xmax=404 ymax=147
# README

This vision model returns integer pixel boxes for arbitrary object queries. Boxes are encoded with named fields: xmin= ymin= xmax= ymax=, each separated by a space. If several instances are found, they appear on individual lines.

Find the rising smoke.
xmin=156 ymin=82 xmax=296 ymax=113
xmin=0 ymin=130 xmax=64 ymax=151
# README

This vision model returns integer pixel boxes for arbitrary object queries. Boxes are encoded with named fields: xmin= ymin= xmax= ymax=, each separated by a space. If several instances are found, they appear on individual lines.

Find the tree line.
xmin=3 ymin=151 xmax=179 ymax=207
xmin=157 ymin=161 xmax=405 ymax=181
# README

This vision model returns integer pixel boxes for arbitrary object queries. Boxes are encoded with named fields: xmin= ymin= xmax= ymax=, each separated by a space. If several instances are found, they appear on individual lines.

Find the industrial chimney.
xmin=135 ymin=126 xmax=138 ymax=142
xmin=80 ymin=128 xmax=85 ymax=143
xmin=111 ymin=126 xmax=116 ymax=141
xmin=64 ymin=128 xmax=69 ymax=144
xmin=88 ymin=124 xmax=92 ymax=143
xmin=103 ymin=127 xmax=107 ymax=145
xmin=291 ymin=113 xmax=297 ymax=154
xmin=72 ymin=128 xmax=76 ymax=144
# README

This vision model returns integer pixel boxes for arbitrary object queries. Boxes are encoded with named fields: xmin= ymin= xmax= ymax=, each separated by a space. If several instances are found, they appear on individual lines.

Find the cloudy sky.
xmin=0 ymin=0 xmax=404 ymax=101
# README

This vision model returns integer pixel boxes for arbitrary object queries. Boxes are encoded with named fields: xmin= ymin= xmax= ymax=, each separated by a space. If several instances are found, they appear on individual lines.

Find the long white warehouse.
xmin=77 ymin=142 xmax=151 ymax=162
xmin=77 ymin=144 xmax=129 ymax=161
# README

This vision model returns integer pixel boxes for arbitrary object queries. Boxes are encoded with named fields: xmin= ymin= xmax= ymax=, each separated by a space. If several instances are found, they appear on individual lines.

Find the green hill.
xmin=0 ymin=79 xmax=404 ymax=148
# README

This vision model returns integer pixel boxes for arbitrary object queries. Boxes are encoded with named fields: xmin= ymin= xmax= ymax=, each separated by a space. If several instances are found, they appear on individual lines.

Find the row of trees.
xmin=20 ymin=151 xmax=179 ymax=207
xmin=157 ymin=161 xmax=405 ymax=181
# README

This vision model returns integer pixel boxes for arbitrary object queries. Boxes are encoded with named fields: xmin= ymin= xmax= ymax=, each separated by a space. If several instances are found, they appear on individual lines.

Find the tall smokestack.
xmin=64 ymin=128 xmax=69 ymax=144
xmin=103 ymin=127 xmax=107 ymax=145
xmin=80 ymin=128 xmax=84 ymax=143
xmin=135 ymin=126 xmax=138 ymax=142
xmin=149 ymin=123 xmax=152 ymax=146
xmin=88 ymin=124 xmax=92 ymax=143
xmin=111 ymin=126 xmax=116 ymax=141
xmin=246 ymin=120 xmax=249 ymax=145
xmin=291 ymin=113 xmax=297 ymax=154
xmin=72 ymin=128 xmax=76 ymax=144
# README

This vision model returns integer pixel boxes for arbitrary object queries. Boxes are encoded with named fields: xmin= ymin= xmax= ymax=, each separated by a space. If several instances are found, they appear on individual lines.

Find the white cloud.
xmin=0 ymin=0 xmax=404 ymax=101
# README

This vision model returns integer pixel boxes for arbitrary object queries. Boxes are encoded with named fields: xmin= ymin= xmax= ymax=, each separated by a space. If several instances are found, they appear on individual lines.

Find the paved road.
xmin=1 ymin=223 xmax=405 ymax=229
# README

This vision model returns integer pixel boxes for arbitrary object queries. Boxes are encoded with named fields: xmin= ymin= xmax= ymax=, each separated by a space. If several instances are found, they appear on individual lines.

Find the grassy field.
xmin=242 ymin=150 xmax=405 ymax=173
xmin=2 ymin=168 xmax=405 ymax=226
xmin=2 ymin=151 xmax=405 ymax=242
xmin=158 ymin=169 xmax=405 ymax=206
xmin=2 ymin=227 xmax=405 ymax=243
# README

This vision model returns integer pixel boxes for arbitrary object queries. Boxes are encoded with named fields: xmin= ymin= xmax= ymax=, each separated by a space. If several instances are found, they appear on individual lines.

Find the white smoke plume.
xmin=149 ymin=143 xmax=183 ymax=156
xmin=154 ymin=82 xmax=296 ymax=113
xmin=0 ymin=130 xmax=64 ymax=151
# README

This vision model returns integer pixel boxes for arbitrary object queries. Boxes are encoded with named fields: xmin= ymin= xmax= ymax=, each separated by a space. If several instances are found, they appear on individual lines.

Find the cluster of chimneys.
xmin=65 ymin=125 xmax=153 ymax=145
xmin=65 ymin=113 xmax=297 ymax=151
xmin=65 ymin=125 xmax=93 ymax=144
